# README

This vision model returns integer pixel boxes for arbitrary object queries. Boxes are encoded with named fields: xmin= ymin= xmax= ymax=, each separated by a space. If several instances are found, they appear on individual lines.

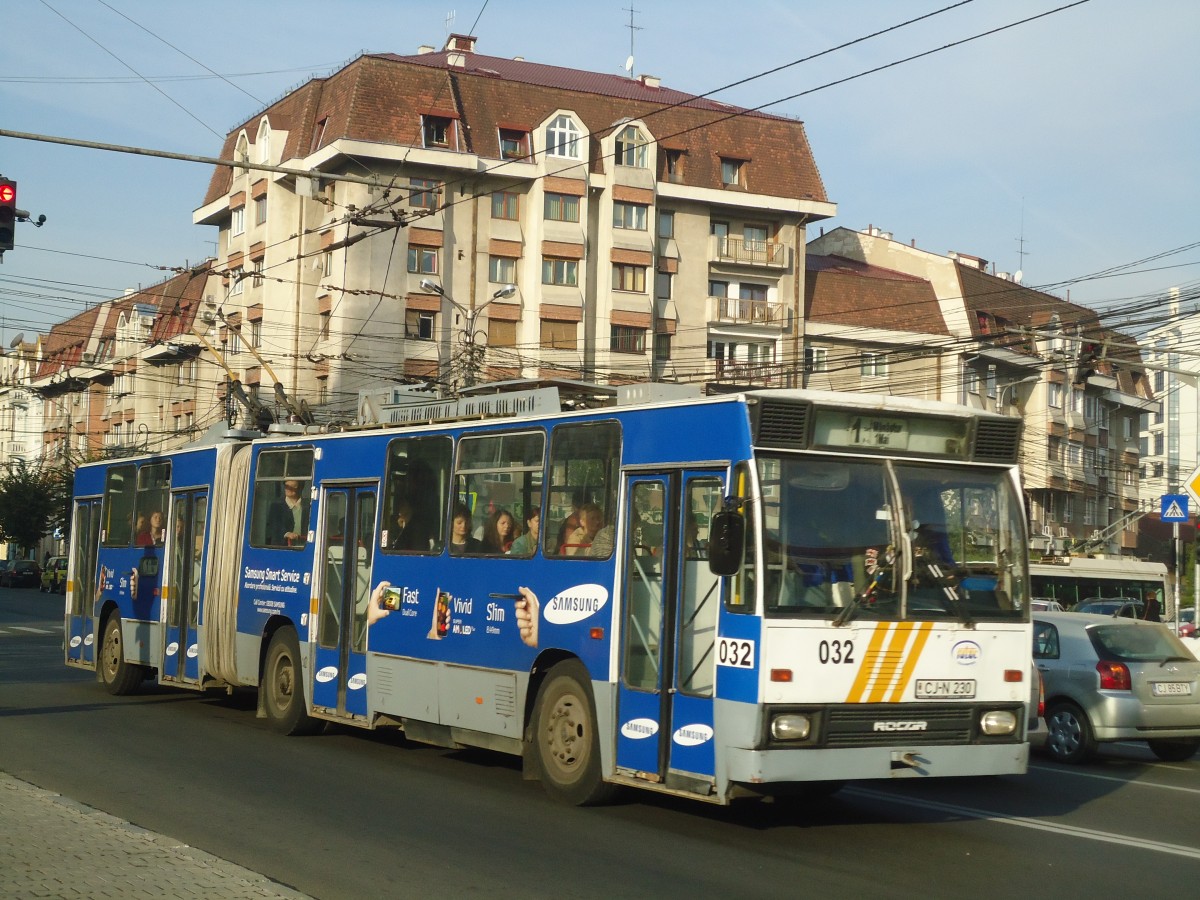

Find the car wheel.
xmin=1147 ymin=738 xmax=1200 ymax=762
xmin=1045 ymin=701 xmax=1097 ymax=764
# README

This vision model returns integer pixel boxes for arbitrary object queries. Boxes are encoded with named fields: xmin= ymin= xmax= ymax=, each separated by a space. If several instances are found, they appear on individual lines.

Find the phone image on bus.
xmin=381 ymin=587 xmax=402 ymax=611
xmin=428 ymin=589 xmax=451 ymax=639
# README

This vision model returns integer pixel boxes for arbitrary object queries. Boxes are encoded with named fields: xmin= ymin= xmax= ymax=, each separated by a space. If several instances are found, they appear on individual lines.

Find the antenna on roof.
xmin=445 ymin=10 xmax=456 ymax=39
xmin=623 ymin=5 xmax=641 ymax=78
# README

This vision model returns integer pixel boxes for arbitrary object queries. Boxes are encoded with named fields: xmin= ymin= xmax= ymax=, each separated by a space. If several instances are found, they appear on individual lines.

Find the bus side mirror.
xmin=708 ymin=507 xmax=745 ymax=577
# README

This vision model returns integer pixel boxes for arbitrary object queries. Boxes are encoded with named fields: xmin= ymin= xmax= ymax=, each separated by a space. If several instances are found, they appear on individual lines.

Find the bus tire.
xmin=262 ymin=628 xmax=319 ymax=735
xmin=1045 ymin=701 xmax=1096 ymax=764
xmin=99 ymin=614 xmax=144 ymax=696
xmin=532 ymin=660 xmax=614 ymax=806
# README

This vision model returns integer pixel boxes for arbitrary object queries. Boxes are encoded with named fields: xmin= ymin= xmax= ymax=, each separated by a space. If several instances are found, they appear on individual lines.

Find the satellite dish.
xmin=1013 ymin=270 xmax=1023 ymax=284
xmin=624 ymin=55 xmax=634 ymax=73
xmin=9 ymin=332 xmax=24 ymax=349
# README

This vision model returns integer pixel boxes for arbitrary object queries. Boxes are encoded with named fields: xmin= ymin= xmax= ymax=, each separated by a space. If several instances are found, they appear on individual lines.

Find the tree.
xmin=0 ymin=460 xmax=71 ymax=554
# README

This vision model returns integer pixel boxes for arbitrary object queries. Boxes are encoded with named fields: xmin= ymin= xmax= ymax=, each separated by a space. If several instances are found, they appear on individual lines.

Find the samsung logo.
xmin=315 ymin=665 xmax=338 ymax=683
xmin=620 ymin=718 xmax=659 ymax=740
xmin=347 ymin=673 xmax=367 ymax=691
xmin=873 ymin=721 xmax=928 ymax=732
xmin=545 ymin=584 xmax=609 ymax=625
xmin=165 ymin=641 xmax=179 ymax=657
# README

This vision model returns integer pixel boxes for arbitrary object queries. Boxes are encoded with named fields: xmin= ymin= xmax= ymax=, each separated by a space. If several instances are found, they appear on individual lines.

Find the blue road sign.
xmin=1161 ymin=494 xmax=1189 ymax=522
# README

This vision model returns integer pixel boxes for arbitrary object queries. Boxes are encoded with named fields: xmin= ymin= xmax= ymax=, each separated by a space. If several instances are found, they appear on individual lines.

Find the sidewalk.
xmin=0 ymin=773 xmax=312 ymax=899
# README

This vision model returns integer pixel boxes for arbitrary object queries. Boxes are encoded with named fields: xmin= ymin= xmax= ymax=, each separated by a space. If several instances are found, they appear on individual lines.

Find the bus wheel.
xmin=262 ymin=628 xmax=319 ymax=735
xmin=99 ymin=614 xmax=143 ymax=696
xmin=532 ymin=661 xmax=614 ymax=806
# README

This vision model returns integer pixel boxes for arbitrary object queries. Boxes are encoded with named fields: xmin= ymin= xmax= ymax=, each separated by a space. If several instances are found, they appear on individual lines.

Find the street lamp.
xmin=998 ymin=374 xmax=1039 ymax=413
xmin=419 ymin=279 xmax=518 ymax=388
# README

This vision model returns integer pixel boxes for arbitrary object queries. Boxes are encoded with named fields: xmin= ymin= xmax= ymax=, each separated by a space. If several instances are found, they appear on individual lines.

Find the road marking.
xmin=1028 ymin=762 xmax=1200 ymax=795
xmin=850 ymin=787 xmax=1200 ymax=860
xmin=2 ymin=625 xmax=62 ymax=635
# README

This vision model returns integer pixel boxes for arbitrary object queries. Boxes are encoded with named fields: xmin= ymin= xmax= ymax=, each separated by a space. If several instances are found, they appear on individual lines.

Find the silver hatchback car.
xmin=1034 ymin=612 xmax=1200 ymax=763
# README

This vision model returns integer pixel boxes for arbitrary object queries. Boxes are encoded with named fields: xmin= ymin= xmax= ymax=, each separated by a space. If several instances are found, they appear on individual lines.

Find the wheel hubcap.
xmin=545 ymin=693 xmax=585 ymax=774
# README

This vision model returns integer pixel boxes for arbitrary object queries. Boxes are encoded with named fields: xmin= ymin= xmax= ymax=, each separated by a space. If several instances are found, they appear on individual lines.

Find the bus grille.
xmin=973 ymin=418 xmax=1022 ymax=464
xmin=753 ymin=400 xmax=811 ymax=450
xmin=824 ymin=704 xmax=973 ymax=747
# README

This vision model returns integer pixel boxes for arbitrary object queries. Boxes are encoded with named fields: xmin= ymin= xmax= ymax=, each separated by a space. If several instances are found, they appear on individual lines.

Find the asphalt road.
xmin=3 ymin=585 xmax=1199 ymax=899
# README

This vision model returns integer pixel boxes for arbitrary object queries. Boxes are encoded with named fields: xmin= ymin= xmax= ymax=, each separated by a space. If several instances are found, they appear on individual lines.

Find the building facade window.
xmin=250 ymin=320 xmax=262 ymax=348
xmin=229 ymin=266 xmax=244 ymax=295
xmin=665 ymin=149 xmax=683 ymax=180
xmin=319 ymin=311 xmax=330 ymax=340
xmin=860 ymin=352 xmax=888 ymax=377
xmin=488 ymin=255 xmax=516 ymax=284
xmin=499 ymin=128 xmax=529 ymax=159
xmin=409 ymin=178 xmax=440 ymax=210
xmin=986 ymin=366 xmax=997 ymax=399
xmin=804 ymin=347 xmax=828 ymax=373
xmin=423 ymin=115 xmax=453 ymax=148
xmin=540 ymin=319 xmax=577 ymax=349
xmin=545 ymin=115 xmax=581 ymax=159
xmin=720 ymin=158 xmax=742 ymax=185
xmin=405 ymin=310 xmax=435 ymax=340
xmin=1048 ymin=382 xmax=1062 ymax=408
xmin=655 ymin=272 xmax=672 ymax=300
xmin=407 ymin=247 xmax=439 ymax=275
xmin=491 ymin=191 xmax=519 ymax=220
xmin=615 ymin=125 xmax=648 ymax=167
xmin=963 ymin=366 xmax=978 ymax=395
xmin=231 ymin=206 xmax=245 ymax=236
xmin=612 ymin=201 xmax=648 ymax=230
xmin=255 ymin=196 xmax=267 ymax=225
xmin=612 ymin=264 xmax=646 ymax=293
xmin=488 ymin=318 xmax=516 ymax=348
xmin=654 ymin=332 xmax=672 ymax=360
xmin=544 ymin=192 xmax=579 ymax=222
xmin=542 ymin=257 xmax=578 ymax=286
xmin=611 ymin=325 xmax=646 ymax=353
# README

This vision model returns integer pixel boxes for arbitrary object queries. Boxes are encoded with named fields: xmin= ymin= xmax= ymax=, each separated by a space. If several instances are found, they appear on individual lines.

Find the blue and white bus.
xmin=66 ymin=387 xmax=1033 ymax=805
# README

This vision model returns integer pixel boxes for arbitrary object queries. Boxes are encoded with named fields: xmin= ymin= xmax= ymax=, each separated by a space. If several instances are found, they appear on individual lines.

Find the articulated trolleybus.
xmin=66 ymin=388 xmax=1032 ymax=805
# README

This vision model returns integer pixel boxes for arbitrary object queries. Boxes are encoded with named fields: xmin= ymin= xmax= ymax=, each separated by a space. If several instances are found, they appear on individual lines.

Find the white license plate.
xmin=1152 ymin=682 xmax=1193 ymax=696
xmin=915 ymin=679 xmax=976 ymax=699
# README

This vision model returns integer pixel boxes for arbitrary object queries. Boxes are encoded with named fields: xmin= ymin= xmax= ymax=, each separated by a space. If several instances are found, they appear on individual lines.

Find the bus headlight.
xmin=771 ymin=713 xmax=812 ymax=741
xmin=980 ymin=710 xmax=1018 ymax=736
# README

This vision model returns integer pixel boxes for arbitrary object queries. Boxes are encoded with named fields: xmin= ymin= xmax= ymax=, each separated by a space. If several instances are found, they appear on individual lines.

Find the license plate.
xmin=915 ymin=679 xmax=976 ymax=699
xmin=1152 ymin=682 xmax=1193 ymax=696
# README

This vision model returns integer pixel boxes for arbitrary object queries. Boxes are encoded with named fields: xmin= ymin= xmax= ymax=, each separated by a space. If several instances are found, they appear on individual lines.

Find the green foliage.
xmin=0 ymin=460 xmax=73 ymax=553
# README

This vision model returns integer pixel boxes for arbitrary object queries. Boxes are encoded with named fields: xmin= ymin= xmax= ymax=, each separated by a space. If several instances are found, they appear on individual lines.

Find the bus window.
xmin=134 ymin=462 xmax=170 ymax=547
xmin=453 ymin=430 xmax=544 ymax=556
xmin=102 ymin=464 xmax=137 ymax=547
xmin=383 ymin=435 xmax=451 ymax=554
xmin=250 ymin=448 xmax=314 ymax=548
xmin=726 ymin=463 xmax=755 ymax=613
xmin=545 ymin=421 xmax=620 ymax=558
xmin=678 ymin=477 xmax=723 ymax=697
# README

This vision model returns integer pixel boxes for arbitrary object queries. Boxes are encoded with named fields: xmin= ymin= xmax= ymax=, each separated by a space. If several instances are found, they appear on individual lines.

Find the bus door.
xmin=162 ymin=491 xmax=207 ymax=686
xmin=66 ymin=499 xmax=103 ymax=668
xmin=616 ymin=470 xmax=725 ymax=792
xmin=312 ymin=483 xmax=377 ymax=720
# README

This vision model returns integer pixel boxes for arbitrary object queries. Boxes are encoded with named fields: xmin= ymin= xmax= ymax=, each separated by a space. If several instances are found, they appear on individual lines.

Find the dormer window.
xmin=546 ymin=115 xmax=581 ymax=159
xmin=257 ymin=120 xmax=272 ymax=163
xmin=615 ymin=125 xmax=648 ymax=168
xmin=499 ymin=128 xmax=530 ymax=160
xmin=664 ymin=149 xmax=684 ymax=182
xmin=423 ymin=115 xmax=454 ymax=149
xmin=720 ymin=157 xmax=743 ymax=186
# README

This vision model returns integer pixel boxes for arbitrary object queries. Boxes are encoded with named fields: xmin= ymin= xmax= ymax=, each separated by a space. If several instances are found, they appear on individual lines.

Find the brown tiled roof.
xmin=805 ymin=254 xmax=948 ymax=334
xmin=204 ymin=49 xmax=828 ymax=207
xmin=35 ymin=307 xmax=102 ymax=379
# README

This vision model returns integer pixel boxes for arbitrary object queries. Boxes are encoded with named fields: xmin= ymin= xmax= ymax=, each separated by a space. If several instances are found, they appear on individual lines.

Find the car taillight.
xmin=1096 ymin=661 xmax=1131 ymax=690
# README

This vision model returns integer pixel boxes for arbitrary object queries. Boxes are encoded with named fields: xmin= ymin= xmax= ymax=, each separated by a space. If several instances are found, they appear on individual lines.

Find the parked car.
xmin=0 ymin=559 xmax=42 ymax=589
xmin=41 ymin=556 xmax=68 ymax=593
xmin=1073 ymin=598 xmax=1145 ymax=618
xmin=1031 ymin=598 xmax=1065 ymax=612
xmin=1179 ymin=608 xmax=1195 ymax=639
xmin=1034 ymin=611 xmax=1200 ymax=763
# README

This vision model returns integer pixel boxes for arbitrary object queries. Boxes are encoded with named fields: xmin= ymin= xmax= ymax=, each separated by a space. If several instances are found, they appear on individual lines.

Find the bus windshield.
xmin=758 ymin=456 xmax=1027 ymax=621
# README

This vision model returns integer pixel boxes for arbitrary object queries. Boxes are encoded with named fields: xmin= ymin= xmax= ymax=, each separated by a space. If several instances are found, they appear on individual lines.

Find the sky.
xmin=2 ymin=0 xmax=1198 ymax=350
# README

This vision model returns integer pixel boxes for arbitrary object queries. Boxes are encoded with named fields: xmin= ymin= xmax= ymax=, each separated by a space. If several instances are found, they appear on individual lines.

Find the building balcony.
xmin=709 ymin=359 xmax=792 ymax=387
xmin=707 ymin=295 xmax=788 ymax=327
xmin=710 ymin=235 xmax=787 ymax=268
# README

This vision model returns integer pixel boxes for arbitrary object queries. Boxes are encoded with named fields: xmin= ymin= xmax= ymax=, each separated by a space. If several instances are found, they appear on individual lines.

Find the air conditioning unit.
xmin=1091 ymin=529 xmax=1103 ymax=540
xmin=200 ymin=311 xmax=216 ymax=324
xmin=1041 ymin=525 xmax=1052 ymax=537
xmin=81 ymin=352 xmax=95 ymax=365
xmin=1058 ymin=526 xmax=1070 ymax=538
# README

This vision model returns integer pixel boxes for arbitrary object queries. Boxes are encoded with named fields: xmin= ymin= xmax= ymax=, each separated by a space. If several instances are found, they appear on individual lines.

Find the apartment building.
xmin=191 ymin=34 xmax=836 ymax=414
xmin=1139 ymin=298 xmax=1200 ymax=506
xmin=808 ymin=226 xmax=1155 ymax=555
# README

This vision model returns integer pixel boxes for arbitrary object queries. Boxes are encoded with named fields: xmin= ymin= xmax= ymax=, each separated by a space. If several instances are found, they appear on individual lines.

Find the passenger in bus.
xmin=268 ymin=479 xmax=309 ymax=547
xmin=556 ymin=490 xmax=586 ymax=553
xmin=449 ymin=505 xmax=485 ymax=555
xmin=565 ymin=503 xmax=613 ymax=557
xmin=388 ymin=500 xmax=417 ymax=550
xmin=508 ymin=509 xmax=539 ymax=557
xmin=483 ymin=508 xmax=518 ymax=554
xmin=136 ymin=510 xmax=166 ymax=547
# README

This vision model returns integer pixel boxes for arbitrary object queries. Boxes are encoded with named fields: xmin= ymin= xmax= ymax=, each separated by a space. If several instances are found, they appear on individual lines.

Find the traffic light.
xmin=0 ymin=178 xmax=16 ymax=253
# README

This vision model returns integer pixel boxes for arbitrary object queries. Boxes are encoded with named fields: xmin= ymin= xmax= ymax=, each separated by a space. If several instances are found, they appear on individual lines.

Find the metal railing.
xmin=711 ymin=235 xmax=787 ymax=267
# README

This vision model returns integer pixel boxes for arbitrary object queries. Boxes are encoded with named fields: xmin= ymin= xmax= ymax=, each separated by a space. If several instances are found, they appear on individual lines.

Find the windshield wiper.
xmin=918 ymin=558 xmax=974 ymax=628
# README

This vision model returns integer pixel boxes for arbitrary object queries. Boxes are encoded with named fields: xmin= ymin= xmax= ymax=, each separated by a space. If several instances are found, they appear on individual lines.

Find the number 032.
xmin=717 ymin=637 xmax=755 ymax=668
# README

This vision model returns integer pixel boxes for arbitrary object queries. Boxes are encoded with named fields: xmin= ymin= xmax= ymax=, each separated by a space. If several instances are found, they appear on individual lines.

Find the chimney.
xmin=417 ymin=44 xmax=435 ymax=55
xmin=444 ymin=34 xmax=477 ymax=53
xmin=639 ymin=74 xmax=661 ymax=88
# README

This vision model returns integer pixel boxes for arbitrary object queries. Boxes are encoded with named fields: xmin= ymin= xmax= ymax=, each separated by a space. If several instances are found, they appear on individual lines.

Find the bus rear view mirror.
xmin=708 ymin=508 xmax=745 ymax=577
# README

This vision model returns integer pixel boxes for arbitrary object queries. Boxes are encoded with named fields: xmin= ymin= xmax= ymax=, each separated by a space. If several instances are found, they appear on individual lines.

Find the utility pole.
xmin=419 ymin=280 xmax=517 ymax=390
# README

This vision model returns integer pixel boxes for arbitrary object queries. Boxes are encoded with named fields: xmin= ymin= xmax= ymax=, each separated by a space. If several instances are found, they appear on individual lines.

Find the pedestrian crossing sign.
xmin=1161 ymin=494 xmax=1189 ymax=522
